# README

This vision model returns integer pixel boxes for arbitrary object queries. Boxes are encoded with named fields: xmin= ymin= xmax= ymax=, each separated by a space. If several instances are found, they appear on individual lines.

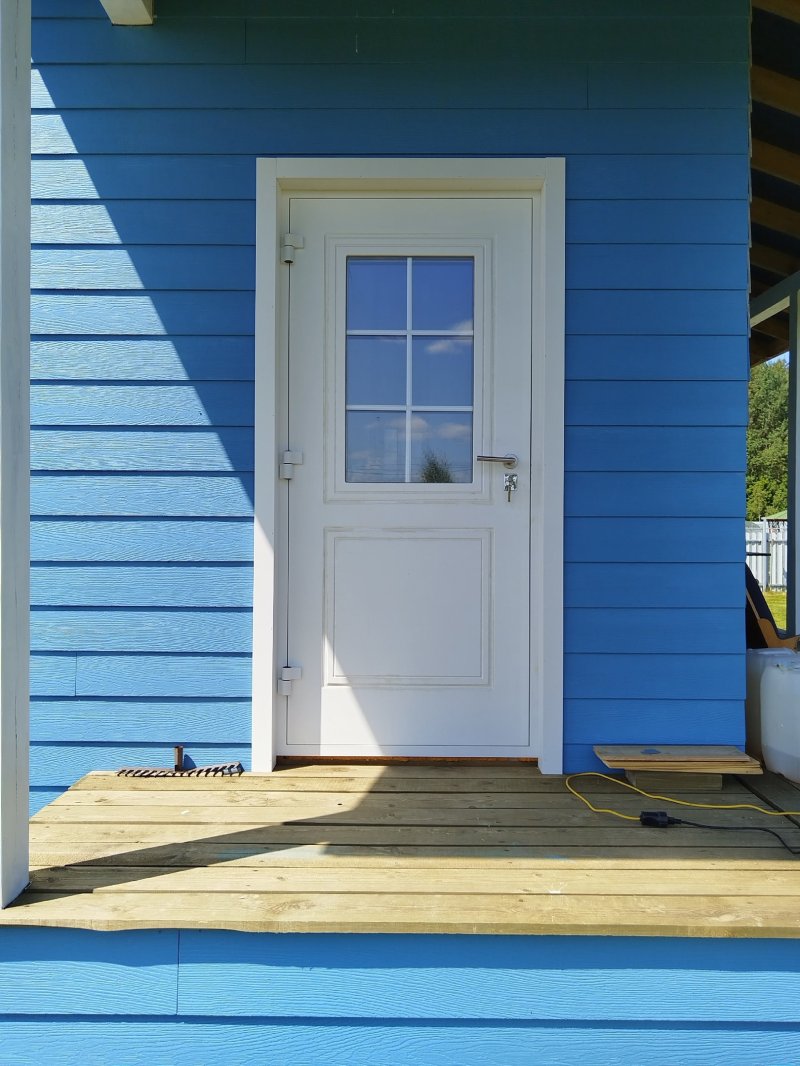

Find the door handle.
xmin=476 ymin=454 xmax=518 ymax=469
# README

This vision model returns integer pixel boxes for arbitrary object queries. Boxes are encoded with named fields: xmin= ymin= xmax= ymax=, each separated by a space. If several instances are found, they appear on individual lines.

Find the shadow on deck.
xmin=3 ymin=763 xmax=800 ymax=936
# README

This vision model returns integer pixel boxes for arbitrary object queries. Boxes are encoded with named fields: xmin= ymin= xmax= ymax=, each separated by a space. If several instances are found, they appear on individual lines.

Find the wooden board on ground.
xmin=595 ymin=745 xmax=763 ymax=774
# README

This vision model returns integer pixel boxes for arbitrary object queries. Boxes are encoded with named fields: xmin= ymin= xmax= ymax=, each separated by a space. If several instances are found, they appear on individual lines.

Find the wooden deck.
xmin=4 ymin=763 xmax=800 ymax=936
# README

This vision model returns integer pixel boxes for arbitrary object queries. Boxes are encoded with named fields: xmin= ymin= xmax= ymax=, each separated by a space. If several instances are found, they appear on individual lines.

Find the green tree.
xmin=747 ymin=358 xmax=789 ymax=521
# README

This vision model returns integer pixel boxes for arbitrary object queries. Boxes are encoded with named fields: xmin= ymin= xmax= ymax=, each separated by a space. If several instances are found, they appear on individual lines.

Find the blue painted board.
xmin=30 ymin=699 xmax=251 ymax=742
xmin=564 ymin=653 xmax=744 ymax=700
xmin=566 ymin=381 xmax=748 ymax=426
xmin=565 ymin=473 xmax=743 ymax=518
xmin=567 ymin=291 xmax=747 ymax=336
xmin=564 ymin=608 xmax=742 ymax=653
xmin=31 ymin=293 xmax=255 ymax=337
xmin=31 ymin=654 xmax=75 ymax=696
xmin=30 ymin=741 xmax=251 ymax=785
xmin=29 ymin=788 xmax=65 ymax=814
xmin=74 ymin=654 xmax=252 ymax=697
xmin=32 ymin=18 xmax=246 ymax=64
xmin=178 ymin=933 xmax=800 ymax=1022
xmin=31 ymin=475 xmax=254 ymax=517
xmin=564 ymin=517 xmax=744 ymax=562
xmin=566 ymin=245 xmax=749 ymax=290
xmin=30 ymin=153 xmax=749 ymax=203
xmin=567 ymin=200 xmax=749 ymax=244
xmin=567 ymin=154 xmax=750 ymax=200
xmin=31 ymin=519 xmax=254 ymax=562
xmin=31 ymin=247 xmax=255 ymax=290
xmin=566 ymin=335 xmax=750 ymax=381
xmin=31 ymin=108 xmax=748 ymax=156
xmin=31 ymin=385 xmax=254 ymax=427
xmin=31 ymin=202 xmax=255 ymax=246
xmin=1 ymin=1018 xmax=799 ymax=1066
xmin=588 ymin=60 xmax=750 ymax=108
xmin=31 ymin=610 xmax=253 ymax=653
xmin=0 ymin=929 xmax=178 ymax=1014
xmin=565 ymin=427 xmax=744 ymax=472
xmin=31 ymin=156 xmax=256 ymax=200
xmin=32 ymin=429 xmax=254 ymax=472
xmin=564 ymin=563 xmax=742 ymax=608
xmin=242 ymin=16 xmax=749 ymax=63
xmin=31 ymin=338 xmax=255 ymax=381
xmin=33 ymin=0 xmax=104 ymax=15
xmin=563 ymin=699 xmax=744 ymax=743
xmin=31 ymin=566 xmax=254 ymax=608
xmin=32 ymin=60 xmax=589 ymax=110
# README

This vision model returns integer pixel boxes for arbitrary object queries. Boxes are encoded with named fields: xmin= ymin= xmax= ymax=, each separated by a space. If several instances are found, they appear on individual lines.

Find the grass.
xmin=764 ymin=588 xmax=787 ymax=630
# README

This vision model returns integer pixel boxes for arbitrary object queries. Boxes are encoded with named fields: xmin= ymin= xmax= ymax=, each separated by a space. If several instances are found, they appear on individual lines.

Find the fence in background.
xmin=746 ymin=519 xmax=788 ymax=589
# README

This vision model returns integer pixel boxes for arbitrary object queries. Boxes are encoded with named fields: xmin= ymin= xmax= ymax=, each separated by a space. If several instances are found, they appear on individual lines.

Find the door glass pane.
xmin=346 ymin=337 xmax=407 ymax=405
xmin=345 ymin=255 xmax=475 ymax=484
xmin=411 ymin=258 xmax=474 ymax=331
xmin=346 ymin=411 xmax=406 ymax=483
xmin=410 ymin=412 xmax=473 ymax=484
xmin=411 ymin=336 xmax=473 ymax=407
xmin=347 ymin=258 xmax=407 ymax=331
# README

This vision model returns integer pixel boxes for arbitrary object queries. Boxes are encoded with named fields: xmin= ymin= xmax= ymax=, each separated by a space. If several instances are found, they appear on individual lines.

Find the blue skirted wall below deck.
xmin=3 ymin=931 xmax=800 ymax=1065
xmin=30 ymin=0 xmax=751 ymax=809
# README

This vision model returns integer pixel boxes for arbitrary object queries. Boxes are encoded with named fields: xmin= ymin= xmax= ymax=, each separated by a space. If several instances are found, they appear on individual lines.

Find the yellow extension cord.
xmin=564 ymin=771 xmax=800 ymax=823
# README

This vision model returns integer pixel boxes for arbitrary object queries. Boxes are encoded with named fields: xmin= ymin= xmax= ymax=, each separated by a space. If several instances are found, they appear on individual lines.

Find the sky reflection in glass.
xmin=346 ymin=258 xmax=406 ymax=331
xmin=346 ymin=411 xmax=406 ymax=483
xmin=412 ymin=336 xmax=473 ymax=407
xmin=346 ymin=337 xmax=407 ymax=405
xmin=411 ymin=412 xmax=473 ymax=484
xmin=345 ymin=256 xmax=475 ymax=483
xmin=412 ymin=258 xmax=474 ymax=331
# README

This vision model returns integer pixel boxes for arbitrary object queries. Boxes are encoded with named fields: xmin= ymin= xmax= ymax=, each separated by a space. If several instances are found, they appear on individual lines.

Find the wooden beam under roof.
xmin=753 ymin=0 xmax=800 ymax=23
xmin=754 ymin=314 xmax=790 ymax=345
xmin=751 ymin=242 xmax=800 ymax=277
xmin=98 ymin=0 xmax=154 ymax=24
xmin=752 ymin=67 xmax=800 ymax=119
xmin=752 ymin=139 xmax=800 ymax=187
xmin=751 ymin=331 xmax=790 ymax=364
xmin=752 ymin=197 xmax=800 ymax=241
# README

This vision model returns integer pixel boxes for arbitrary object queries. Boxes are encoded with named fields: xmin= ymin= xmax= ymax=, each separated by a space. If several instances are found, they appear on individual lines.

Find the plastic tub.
xmin=746 ymin=649 xmax=797 ymax=760
xmin=760 ymin=654 xmax=800 ymax=783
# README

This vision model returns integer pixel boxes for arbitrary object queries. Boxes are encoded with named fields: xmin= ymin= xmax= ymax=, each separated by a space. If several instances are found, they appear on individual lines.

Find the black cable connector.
xmin=639 ymin=810 xmax=800 ymax=855
xmin=640 ymin=811 xmax=680 ymax=828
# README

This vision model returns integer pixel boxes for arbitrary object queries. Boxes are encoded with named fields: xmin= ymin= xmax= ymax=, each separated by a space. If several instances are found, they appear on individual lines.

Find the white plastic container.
xmin=760 ymin=654 xmax=800 ymax=783
xmin=746 ymin=649 xmax=797 ymax=760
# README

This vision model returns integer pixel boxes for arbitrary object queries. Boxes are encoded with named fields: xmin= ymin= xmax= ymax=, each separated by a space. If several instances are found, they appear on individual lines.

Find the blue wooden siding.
xmin=3 ymin=930 xmax=800 ymax=1065
xmin=30 ymin=0 xmax=750 ymax=804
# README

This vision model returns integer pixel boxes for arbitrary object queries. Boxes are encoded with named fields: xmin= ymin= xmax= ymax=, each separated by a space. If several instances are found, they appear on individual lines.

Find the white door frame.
xmin=252 ymin=157 xmax=565 ymax=774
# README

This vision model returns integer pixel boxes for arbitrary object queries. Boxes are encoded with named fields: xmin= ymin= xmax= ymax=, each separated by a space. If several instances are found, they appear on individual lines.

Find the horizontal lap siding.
xmin=30 ymin=0 xmax=749 ymax=806
xmin=4 ymin=930 xmax=800 ymax=1065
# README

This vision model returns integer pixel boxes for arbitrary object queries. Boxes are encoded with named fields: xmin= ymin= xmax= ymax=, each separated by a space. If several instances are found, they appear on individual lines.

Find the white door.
xmin=281 ymin=194 xmax=536 ymax=756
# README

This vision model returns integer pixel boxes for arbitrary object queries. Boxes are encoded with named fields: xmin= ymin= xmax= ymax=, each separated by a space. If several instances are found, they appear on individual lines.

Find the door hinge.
xmin=278 ymin=666 xmax=302 ymax=696
xmin=281 ymin=233 xmax=304 ymax=264
xmin=279 ymin=450 xmax=304 ymax=480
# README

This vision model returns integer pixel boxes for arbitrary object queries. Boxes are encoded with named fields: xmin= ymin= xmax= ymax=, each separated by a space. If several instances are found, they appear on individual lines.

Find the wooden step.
xmin=594 ymin=745 xmax=763 ymax=775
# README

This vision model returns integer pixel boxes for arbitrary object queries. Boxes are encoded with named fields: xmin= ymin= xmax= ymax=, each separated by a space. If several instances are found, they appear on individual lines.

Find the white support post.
xmin=789 ymin=291 xmax=800 ymax=633
xmin=0 ymin=0 xmax=30 ymax=908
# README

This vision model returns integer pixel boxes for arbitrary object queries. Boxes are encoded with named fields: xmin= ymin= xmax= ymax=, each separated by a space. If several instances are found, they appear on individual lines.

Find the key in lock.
xmin=503 ymin=472 xmax=518 ymax=502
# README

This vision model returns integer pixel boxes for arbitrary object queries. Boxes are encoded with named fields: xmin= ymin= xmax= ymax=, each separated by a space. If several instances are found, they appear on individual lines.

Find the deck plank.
xmin=8 ymin=766 xmax=800 ymax=935
xmin=46 ymin=787 xmax=759 ymax=809
xmin=3 ymin=889 xmax=799 ymax=936
xmin=25 ymin=865 xmax=800 ymax=897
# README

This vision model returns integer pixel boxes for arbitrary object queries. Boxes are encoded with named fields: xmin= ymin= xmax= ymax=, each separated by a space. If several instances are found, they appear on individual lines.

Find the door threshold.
xmin=275 ymin=756 xmax=540 ymax=767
